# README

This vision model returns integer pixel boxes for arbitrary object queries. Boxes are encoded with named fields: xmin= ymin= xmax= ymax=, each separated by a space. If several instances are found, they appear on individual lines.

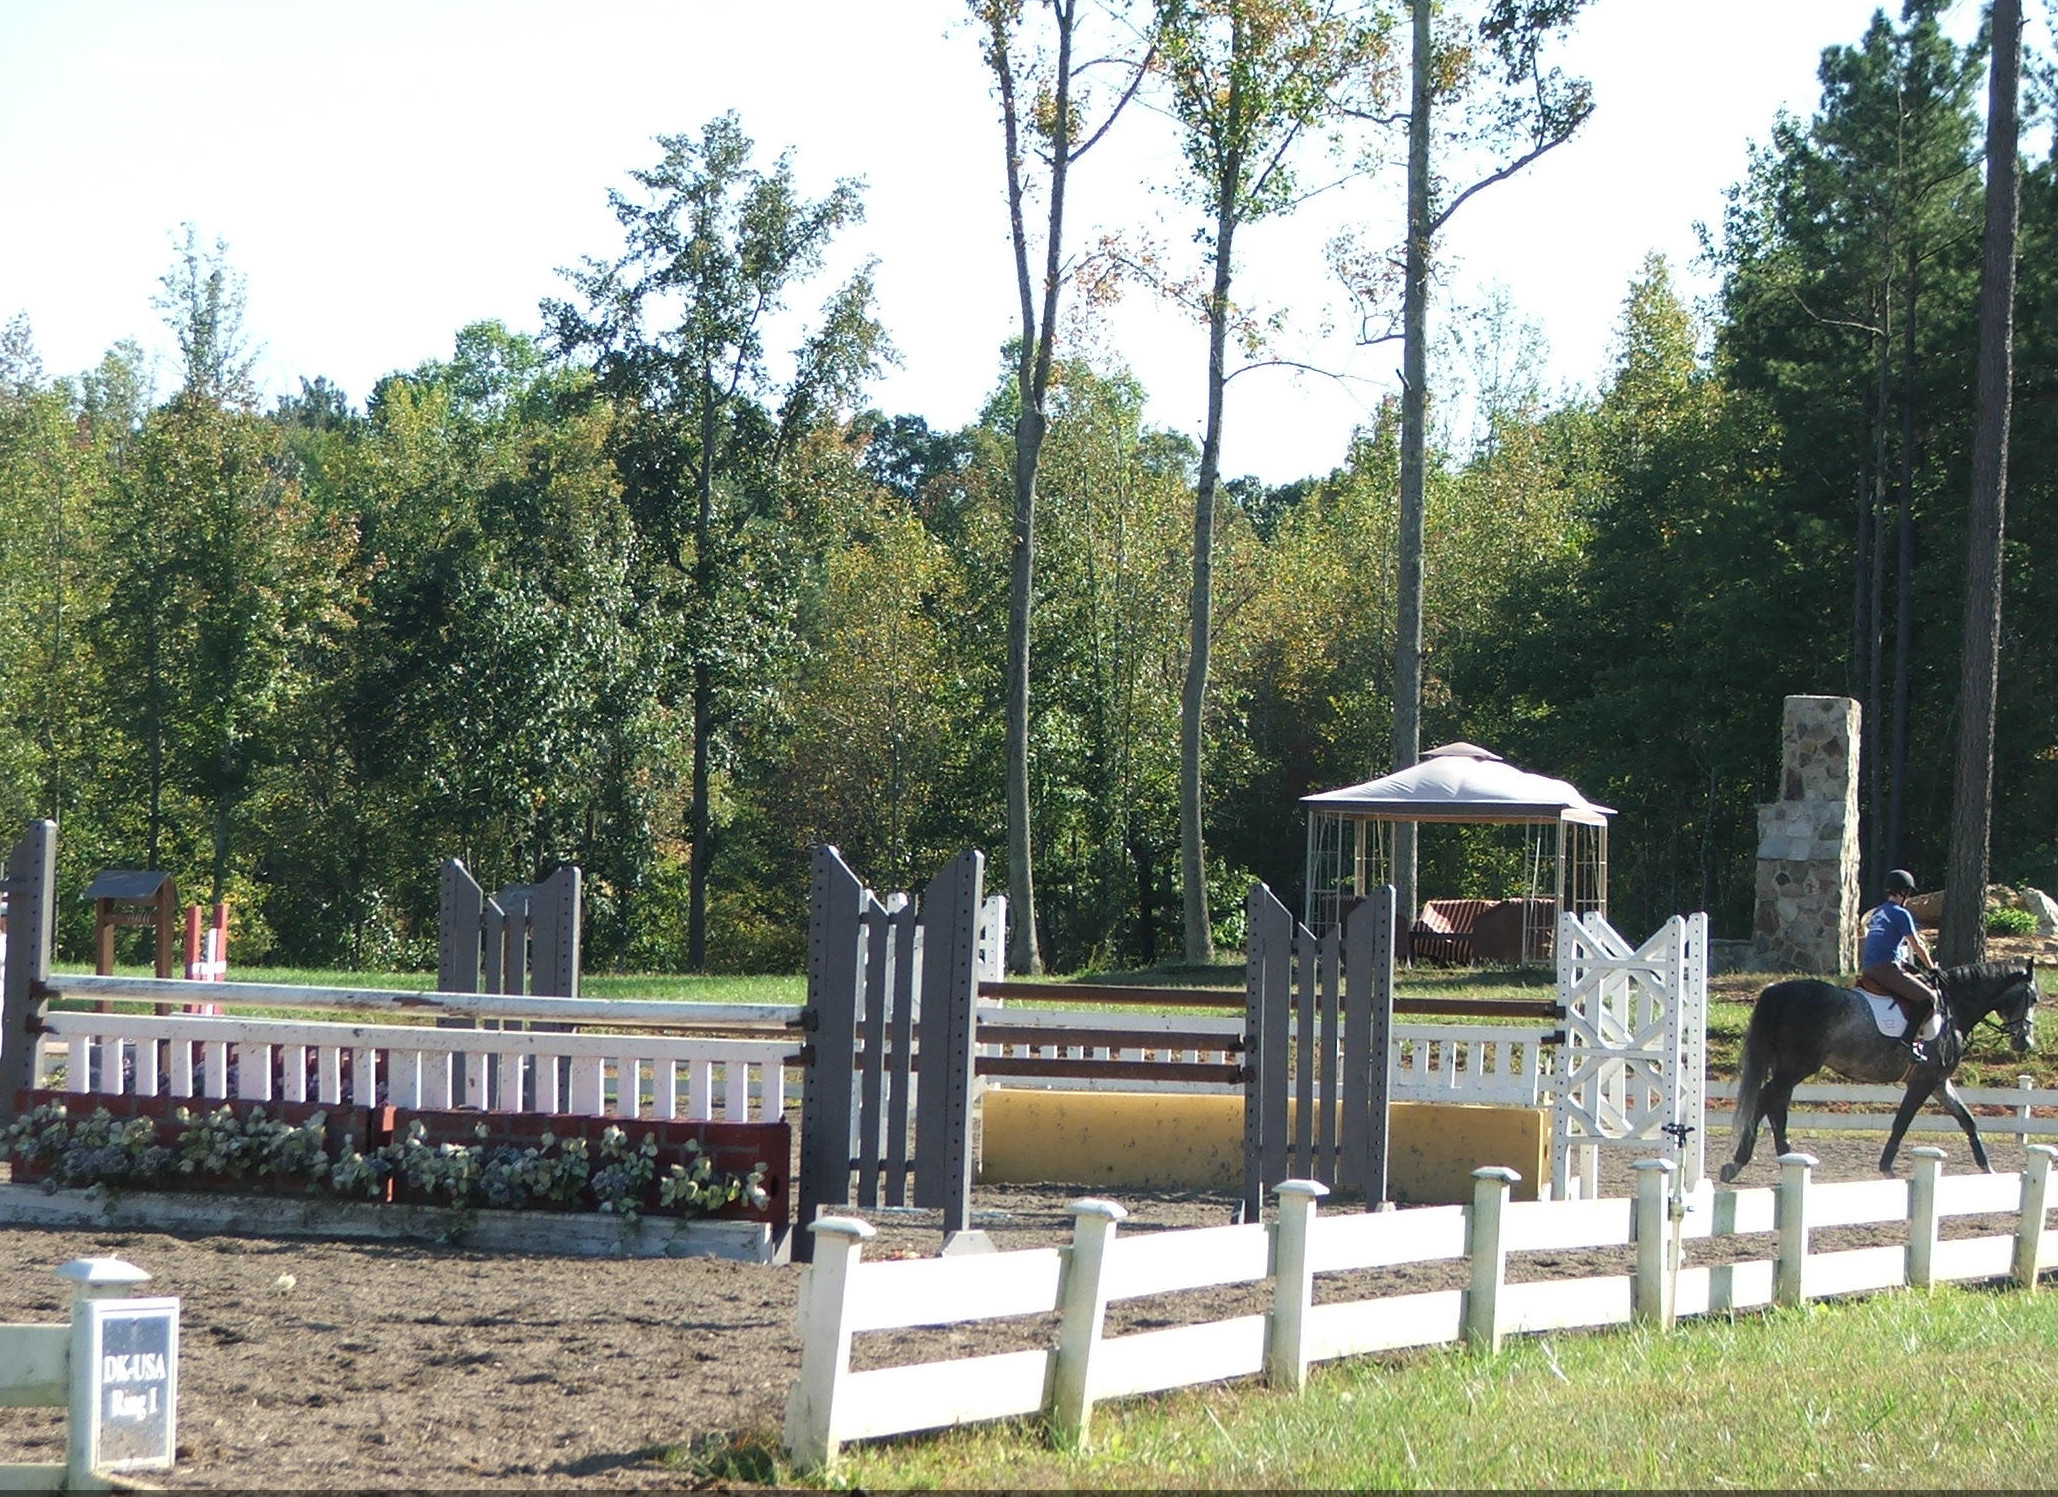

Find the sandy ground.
xmin=0 ymin=1124 xmax=2041 ymax=1491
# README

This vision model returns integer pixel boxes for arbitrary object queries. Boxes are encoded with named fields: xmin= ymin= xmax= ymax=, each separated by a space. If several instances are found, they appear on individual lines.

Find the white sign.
xmin=79 ymin=1296 xmax=179 ymax=1472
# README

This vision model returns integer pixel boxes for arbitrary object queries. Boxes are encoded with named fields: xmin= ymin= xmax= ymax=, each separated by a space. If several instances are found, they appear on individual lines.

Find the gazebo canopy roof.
xmin=1299 ymin=742 xmax=1614 ymax=826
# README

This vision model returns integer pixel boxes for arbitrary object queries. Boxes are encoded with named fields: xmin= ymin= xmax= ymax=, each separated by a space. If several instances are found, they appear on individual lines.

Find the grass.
xmin=781 ymin=1284 xmax=2058 ymax=1490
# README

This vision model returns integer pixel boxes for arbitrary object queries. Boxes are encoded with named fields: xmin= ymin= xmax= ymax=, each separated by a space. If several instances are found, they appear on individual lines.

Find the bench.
xmin=1408 ymin=898 xmax=1494 ymax=965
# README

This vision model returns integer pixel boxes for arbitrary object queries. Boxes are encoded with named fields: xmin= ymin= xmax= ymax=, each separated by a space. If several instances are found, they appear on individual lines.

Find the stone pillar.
xmin=1750 ymin=696 xmax=1861 ymax=974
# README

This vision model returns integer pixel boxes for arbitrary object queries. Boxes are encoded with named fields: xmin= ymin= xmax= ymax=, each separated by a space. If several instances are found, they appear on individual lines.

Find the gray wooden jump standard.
xmin=796 ymin=845 xmax=988 ymax=1263
xmin=1242 ymin=882 xmax=1396 ymax=1219
xmin=0 ymin=819 xmax=57 ymax=1125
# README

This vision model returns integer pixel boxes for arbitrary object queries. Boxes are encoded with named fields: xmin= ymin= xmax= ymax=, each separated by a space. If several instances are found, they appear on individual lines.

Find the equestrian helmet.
xmin=1884 ymin=868 xmax=1917 ymax=895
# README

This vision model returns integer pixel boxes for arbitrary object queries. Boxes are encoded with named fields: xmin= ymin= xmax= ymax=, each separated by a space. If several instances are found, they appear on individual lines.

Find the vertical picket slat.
xmin=1318 ymin=926 xmax=1341 ymax=1181
xmin=857 ymin=905 xmax=889 ymax=1207
xmin=1292 ymin=926 xmax=1315 ymax=1179
xmin=885 ymin=904 xmax=919 ymax=1207
xmin=797 ymin=846 xmax=866 ymax=1263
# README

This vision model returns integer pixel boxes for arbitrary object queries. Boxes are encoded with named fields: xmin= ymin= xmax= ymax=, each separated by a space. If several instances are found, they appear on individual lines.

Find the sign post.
xmin=58 ymin=1258 xmax=180 ymax=1482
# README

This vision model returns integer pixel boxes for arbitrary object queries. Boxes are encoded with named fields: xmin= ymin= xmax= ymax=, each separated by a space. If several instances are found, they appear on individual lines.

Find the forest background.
xmin=1 ymin=0 xmax=2054 ymax=975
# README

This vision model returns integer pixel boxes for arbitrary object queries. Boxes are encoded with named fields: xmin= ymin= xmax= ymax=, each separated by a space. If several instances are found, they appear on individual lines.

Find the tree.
xmin=976 ymin=0 xmax=1151 ymax=974
xmin=1940 ymin=0 xmax=2022 ymax=965
xmin=1376 ymin=0 xmax=1592 ymax=931
xmin=1154 ymin=0 xmax=1393 ymax=961
xmin=547 ymin=115 xmax=888 ymax=969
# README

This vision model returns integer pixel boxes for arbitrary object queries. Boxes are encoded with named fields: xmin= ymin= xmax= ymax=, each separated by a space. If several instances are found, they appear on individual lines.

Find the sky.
xmin=0 ymin=0 xmax=2005 ymax=484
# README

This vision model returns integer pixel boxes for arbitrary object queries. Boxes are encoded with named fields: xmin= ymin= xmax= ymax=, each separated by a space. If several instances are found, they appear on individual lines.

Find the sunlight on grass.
xmin=816 ymin=1285 xmax=2058 ymax=1490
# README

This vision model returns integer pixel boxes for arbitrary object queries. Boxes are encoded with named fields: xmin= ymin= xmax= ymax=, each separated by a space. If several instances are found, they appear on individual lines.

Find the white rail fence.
xmin=787 ymin=1144 xmax=2058 ymax=1469
xmin=32 ymin=1009 xmax=792 ymax=1123
xmin=1707 ymin=1076 xmax=2058 ymax=1143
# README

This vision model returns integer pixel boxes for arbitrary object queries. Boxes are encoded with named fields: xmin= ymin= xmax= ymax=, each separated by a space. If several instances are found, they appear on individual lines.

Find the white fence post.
xmin=1908 ymin=1146 xmax=1945 ymax=1291
xmin=1465 ymin=1167 xmax=1520 ymax=1354
xmin=784 ymin=1217 xmax=876 ymax=1471
xmin=1776 ymin=1152 xmax=1816 ymax=1308
xmin=2015 ymin=1145 xmax=2056 ymax=1290
xmin=1631 ymin=1159 xmax=1674 ymax=1329
xmin=2020 ymin=1075 xmax=2036 ymax=1146
xmin=1268 ymin=1180 xmax=1327 ymax=1392
xmin=1049 ymin=1198 xmax=1125 ymax=1448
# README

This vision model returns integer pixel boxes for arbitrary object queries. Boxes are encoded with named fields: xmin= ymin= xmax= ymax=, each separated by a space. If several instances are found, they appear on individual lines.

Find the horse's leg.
xmin=1880 ymin=1075 xmax=1941 ymax=1175
xmin=1764 ymin=1070 xmax=1802 ymax=1158
xmin=1933 ymin=1078 xmax=1992 ymax=1173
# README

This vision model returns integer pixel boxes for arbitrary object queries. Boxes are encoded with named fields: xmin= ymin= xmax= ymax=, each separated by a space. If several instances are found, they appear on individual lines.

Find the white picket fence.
xmin=785 ymin=1144 xmax=2058 ymax=1469
xmin=34 ymin=1009 xmax=791 ymax=1122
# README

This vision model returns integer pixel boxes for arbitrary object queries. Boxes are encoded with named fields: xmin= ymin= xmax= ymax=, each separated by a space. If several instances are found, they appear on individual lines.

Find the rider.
xmin=1860 ymin=869 xmax=1939 ymax=1065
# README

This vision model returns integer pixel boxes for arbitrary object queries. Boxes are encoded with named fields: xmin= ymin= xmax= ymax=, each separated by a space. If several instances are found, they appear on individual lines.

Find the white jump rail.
xmin=42 ymin=972 xmax=804 ymax=1031
xmin=973 ymin=1006 xmax=1554 ymax=1104
xmin=34 ymin=1010 xmax=794 ymax=1123
xmin=786 ymin=1145 xmax=2058 ymax=1470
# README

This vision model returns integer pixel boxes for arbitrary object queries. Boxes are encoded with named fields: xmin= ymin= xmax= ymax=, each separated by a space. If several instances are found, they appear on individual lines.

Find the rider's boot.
xmin=1906 ymin=1034 xmax=1930 ymax=1067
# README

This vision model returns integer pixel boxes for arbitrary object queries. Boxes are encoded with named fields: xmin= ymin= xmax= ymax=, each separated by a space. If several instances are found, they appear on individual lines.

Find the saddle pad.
xmin=1860 ymin=991 xmax=1942 ymax=1042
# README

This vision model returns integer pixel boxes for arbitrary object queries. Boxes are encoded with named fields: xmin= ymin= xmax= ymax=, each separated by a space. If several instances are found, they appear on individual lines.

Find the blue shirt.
xmin=1862 ymin=900 xmax=1917 ymax=968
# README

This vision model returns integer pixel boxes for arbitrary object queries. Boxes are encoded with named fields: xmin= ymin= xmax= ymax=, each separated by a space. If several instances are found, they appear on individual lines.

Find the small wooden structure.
xmin=86 ymin=870 xmax=178 ymax=1011
xmin=1301 ymin=743 xmax=1614 ymax=964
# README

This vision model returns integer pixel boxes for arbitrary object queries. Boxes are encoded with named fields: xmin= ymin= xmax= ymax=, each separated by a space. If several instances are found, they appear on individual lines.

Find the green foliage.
xmin=1988 ymin=906 xmax=2037 ymax=936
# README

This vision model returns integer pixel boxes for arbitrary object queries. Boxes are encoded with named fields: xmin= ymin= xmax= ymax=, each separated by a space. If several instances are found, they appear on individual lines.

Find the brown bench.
xmin=1408 ymin=898 xmax=1495 ymax=965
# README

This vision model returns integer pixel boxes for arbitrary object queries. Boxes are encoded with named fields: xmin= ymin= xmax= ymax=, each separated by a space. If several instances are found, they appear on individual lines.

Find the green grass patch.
xmin=803 ymin=1284 xmax=2058 ymax=1489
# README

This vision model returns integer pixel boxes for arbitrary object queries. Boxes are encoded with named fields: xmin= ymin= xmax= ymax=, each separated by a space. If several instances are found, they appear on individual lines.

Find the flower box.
xmin=380 ymin=1107 xmax=790 ymax=1224
xmin=8 ymin=1088 xmax=377 ymax=1195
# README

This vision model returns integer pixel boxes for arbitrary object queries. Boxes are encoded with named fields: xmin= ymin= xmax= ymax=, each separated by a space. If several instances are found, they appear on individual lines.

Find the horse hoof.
xmin=1718 ymin=1162 xmax=1741 ymax=1184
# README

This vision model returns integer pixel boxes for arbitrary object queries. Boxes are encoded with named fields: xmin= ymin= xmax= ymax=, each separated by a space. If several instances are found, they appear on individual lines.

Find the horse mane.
xmin=1940 ymin=957 xmax=2031 ymax=987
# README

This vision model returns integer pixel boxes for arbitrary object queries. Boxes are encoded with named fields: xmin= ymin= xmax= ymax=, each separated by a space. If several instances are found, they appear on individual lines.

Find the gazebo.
xmin=1300 ymin=742 xmax=1614 ymax=963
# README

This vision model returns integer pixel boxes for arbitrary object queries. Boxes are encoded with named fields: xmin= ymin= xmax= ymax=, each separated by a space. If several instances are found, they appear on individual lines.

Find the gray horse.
xmin=1720 ymin=959 xmax=2039 ymax=1182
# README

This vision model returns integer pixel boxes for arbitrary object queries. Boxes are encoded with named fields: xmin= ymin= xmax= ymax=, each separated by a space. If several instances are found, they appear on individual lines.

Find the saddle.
xmin=1851 ymin=984 xmax=1942 ymax=1043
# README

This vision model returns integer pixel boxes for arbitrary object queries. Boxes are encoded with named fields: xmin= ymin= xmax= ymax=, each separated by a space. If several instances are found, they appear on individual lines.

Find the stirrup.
xmin=1907 ymin=1035 xmax=1931 ymax=1066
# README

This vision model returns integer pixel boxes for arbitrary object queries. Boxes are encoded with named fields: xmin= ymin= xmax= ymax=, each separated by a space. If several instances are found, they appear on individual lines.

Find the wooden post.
xmin=1048 ymin=1198 xmax=1126 ymax=1449
xmin=1340 ymin=885 xmax=1394 ymax=1202
xmin=1776 ymin=1152 xmax=1817 ymax=1307
xmin=1267 ymin=1180 xmax=1327 ymax=1392
xmin=1908 ymin=1146 xmax=1946 ymax=1291
xmin=1 ymin=821 xmax=56 ymax=1125
xmin=797 ymin=846 xmax=866 ymax=1264
xmin=438 ymin=860 xmax=483 ymax=995
xmin=1632 ymin=1158 xmax=1674 ymax=1329
xmin=2014 ymin=1144 xmax=2056 ymax=1289
xmin=532 ymin=865 xmax=582 ymax=998
xmin=1244 ymin=883 xmax=1294 ymax=1221
xmin=2020 ymin=1075 xmax=2035 ymax=1146
xmin=1465 ymin=1166 xmax=1520 ymax=1353
xmin=914 ymin=850 xmax=985 ymax=1252
xmin=783 ymin=1216 xmax=875 ymax=1471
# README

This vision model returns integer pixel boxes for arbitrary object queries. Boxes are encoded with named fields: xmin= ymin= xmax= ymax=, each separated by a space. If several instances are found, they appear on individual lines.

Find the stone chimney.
xmin=1750 ymin=695 xmax=1861 ymax=973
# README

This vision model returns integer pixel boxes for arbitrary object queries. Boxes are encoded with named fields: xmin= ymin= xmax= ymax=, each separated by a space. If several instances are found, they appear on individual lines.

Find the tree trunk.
xmin=1865 ymin=314 xmax=1890 ymax=889
xmin=1391 ymin=0 xmax=1433 ymax=938
xmin=1887 ymin=235 xmax=1918 ymax=871
xmin=1181 ymin=182 xmax=1238 ymax=966
xmin=1940 ymin=0 xmax=2020 ymax=966
xmin=1006 ymin=407 xmax=1045 ymax=973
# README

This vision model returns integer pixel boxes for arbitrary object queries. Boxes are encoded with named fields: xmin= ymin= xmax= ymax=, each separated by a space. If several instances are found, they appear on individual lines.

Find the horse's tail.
xmin=1731 ymin=999 xmax=1773 ymax=1139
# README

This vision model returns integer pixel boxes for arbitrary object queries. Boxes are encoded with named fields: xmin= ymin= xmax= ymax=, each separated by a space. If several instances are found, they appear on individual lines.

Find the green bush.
xmin=1988 ymin=906 xmax=2038 ymax=936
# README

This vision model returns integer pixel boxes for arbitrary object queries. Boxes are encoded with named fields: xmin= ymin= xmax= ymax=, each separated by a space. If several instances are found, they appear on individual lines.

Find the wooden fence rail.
xmin=787 ymin=1144 xmax=2058 ymax=1469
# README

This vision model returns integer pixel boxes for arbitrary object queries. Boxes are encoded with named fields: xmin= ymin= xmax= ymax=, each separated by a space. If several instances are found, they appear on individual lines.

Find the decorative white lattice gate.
xmin=1552 ymin=911 xmax=1708 ymax=1198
